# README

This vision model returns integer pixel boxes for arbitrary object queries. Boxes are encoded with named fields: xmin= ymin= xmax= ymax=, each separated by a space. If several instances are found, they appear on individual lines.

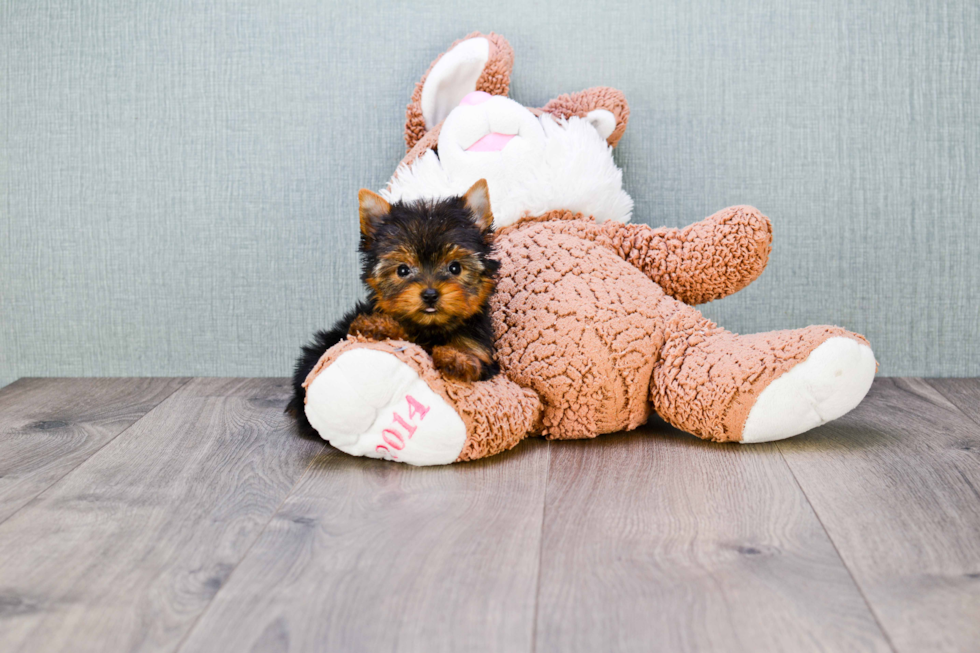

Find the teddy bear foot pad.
xmin=741 ymin=337 xmax=876 ymax=443
xmin=304 ymin=349 xmax=467 ymax=465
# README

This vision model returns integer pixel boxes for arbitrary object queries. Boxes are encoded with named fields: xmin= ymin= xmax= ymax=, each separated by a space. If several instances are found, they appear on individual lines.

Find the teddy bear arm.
xmin=599 ymin=205 xmax=773 ymax=305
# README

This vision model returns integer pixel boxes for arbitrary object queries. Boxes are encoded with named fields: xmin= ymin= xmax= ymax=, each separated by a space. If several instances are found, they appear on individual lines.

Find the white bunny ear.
xmin=420 ymin=37 xmax=490 ymax=129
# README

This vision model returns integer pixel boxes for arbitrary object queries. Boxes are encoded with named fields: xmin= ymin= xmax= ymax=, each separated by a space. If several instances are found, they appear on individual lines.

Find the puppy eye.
xmin=396 ymin=264 xmax=411 ymax=278
xmin=448 ymin=261 xmax=461 ymax=275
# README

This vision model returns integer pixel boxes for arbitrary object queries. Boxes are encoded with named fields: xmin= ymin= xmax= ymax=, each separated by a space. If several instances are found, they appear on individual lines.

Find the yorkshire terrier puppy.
xmin=287 ymin=179 xmax=500 ymax=435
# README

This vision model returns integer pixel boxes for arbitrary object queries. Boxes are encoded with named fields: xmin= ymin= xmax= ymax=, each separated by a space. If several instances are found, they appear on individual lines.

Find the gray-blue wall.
xmin=2 ymin=0 xmax=978 ymax=386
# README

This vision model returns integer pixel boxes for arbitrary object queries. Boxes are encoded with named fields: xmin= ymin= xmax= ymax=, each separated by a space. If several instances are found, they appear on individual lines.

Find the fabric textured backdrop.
xmin=2 ymin=0 xmax=978 ymax=387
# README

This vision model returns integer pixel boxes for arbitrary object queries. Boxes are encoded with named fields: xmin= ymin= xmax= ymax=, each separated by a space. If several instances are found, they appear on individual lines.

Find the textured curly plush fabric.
xmin=541 ymin=87 xmax=631 ymax=148
xmin=492 ymin=216 xmax=666 ymax=439
xmin=501 ymin=206 xmax=773 ymax=305
xmin=400 ymin=124 xmax=441 ymax=169
xmin=598 ymin=206 xmax=773 ymax=304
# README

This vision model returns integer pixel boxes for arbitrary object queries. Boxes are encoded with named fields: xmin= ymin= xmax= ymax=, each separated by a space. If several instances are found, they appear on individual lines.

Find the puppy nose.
xmin=421 ymin=288 xmax=440 ymax=305
xmin=459 ymin=91 xmax=492 ymax=106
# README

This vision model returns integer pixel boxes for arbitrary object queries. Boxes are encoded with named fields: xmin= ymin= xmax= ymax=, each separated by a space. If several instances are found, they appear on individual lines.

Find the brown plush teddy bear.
xmin=300 ymin=32 xmax=876 ymax=465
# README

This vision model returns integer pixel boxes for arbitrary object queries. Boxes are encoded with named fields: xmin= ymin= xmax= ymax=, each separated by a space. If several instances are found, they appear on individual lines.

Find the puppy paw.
xmin=432 ymin=345 xmax=483 ymax=382
xmin=349 ymin=313 xmax=408 ymax=342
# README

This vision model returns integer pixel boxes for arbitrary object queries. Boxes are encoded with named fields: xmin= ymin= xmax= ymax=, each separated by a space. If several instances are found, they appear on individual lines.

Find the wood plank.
xmin=177 ymin=439 xmax=550 ymax=653
xmin=778 ymin=378 xmax=980 ymax=653
xmin=534 ymin=425 xmax=892 ymax=653
xmin=927 ymin=378 xmax=980 ymax=426
xmin=0 ymin=377 xmax=189 ymax=523
xmin=0 ymin=377 xmax=323 ymax=653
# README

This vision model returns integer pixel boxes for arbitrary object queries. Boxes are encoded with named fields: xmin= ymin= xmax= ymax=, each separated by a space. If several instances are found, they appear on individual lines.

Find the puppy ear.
xmin=358 ymin=189 xmax=391 ymax=243
xmin=462 ymin=179 xmax=493 ymax=232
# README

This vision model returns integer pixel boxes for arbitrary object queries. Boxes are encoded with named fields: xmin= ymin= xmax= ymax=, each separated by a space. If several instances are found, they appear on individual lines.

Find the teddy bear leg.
xmin=302 ymin=338 xmax=541 ymax=465
xmin=650 ymin=299 xmax=876 ymax=443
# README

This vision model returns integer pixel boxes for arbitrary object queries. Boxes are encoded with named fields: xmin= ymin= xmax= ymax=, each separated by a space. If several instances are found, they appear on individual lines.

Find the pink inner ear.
xmin=459 ymin=91 xmax=492 ymax=106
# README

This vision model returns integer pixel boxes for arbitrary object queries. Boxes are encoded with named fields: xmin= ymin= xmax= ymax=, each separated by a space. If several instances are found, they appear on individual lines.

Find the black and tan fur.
xmin=287 ymin=180 xmax=500 ymax=436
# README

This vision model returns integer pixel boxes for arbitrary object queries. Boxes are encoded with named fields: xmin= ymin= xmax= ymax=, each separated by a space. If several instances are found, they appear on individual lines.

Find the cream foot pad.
xmin=305 ymin=349 xmax=467 ymax=465
xmin=741 ymin=337 xmax=877 ymax=443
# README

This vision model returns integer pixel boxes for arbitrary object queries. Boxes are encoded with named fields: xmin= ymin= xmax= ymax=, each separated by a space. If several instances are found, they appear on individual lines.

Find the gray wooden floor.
xmin=0 ymin=377 xmax=977 ymax=653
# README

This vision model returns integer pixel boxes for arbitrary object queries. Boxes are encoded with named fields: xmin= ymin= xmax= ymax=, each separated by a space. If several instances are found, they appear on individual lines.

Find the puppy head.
xmin=359 ymin=179 xmax=498 ymax=328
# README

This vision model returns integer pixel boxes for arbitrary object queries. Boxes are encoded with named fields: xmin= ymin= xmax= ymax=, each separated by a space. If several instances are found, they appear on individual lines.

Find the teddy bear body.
xmin=492 ymin=216 xmax=666 ymax=440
